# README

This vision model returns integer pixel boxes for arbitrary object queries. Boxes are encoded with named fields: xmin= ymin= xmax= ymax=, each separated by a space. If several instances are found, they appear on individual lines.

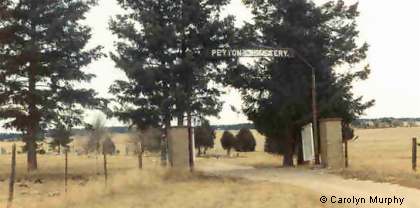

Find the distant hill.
xmin=0 ymin=133 xmax=22 ymax=141
xmin=211 ymin=123 xmax=255 ymax=131
xmin=70 ymin=126 xmax=129 ymax=135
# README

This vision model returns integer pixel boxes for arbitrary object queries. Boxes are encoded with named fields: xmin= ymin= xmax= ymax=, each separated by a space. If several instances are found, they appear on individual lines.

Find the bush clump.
xmin=194 ymin=120 xmax=215 ymax=156
xmin=220 ymin=131 xmax=236 ymax=156
xmin=235 ymin=128 xmax=256 ymax=152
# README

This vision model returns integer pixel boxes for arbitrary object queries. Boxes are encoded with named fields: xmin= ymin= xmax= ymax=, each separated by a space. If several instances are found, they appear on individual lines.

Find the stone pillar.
xmin=319 ymin=118 xmax=344 ymax=169
xmin=167 ymin=127 xmax=193 ymax=169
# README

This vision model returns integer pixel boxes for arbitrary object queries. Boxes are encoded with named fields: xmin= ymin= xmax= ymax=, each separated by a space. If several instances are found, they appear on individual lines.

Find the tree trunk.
xmin=161 ymin=134 xmax=168 ymax=166
xmin=161 ymin=117 xmax=170 ymax=166
xmin=187 ymin=111 xmax=194 ymax=171
xmin=27 ymin=24 xmax=39 ymax=172
xmin=227 ymin=148 xmax=231 ymax=157
xmin=26 ymin=138 xmax=37 ymax=172
xmin=177 ymin=115 xmax=184 ymax=126
xmin=27 ymin=88 xmax=38 ymax=171
xmin=197 ymin=147 xmax=202 ymax=157
xmin=282 ymin=128 xmax=295 ymax=167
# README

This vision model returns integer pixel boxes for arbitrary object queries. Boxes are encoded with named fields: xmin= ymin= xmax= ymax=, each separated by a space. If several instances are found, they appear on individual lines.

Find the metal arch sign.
xmin=207 ymin=48 xmax=295 ymax=58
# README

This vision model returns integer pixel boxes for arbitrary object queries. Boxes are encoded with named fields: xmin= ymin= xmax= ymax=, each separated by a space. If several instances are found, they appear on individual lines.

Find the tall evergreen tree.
xmin=235 ymin=128 xmax=256 ymax=152
xmin=194 ymin=119 xmax=215 ymax=156
xmin=0 ymin=0 xmax=104 ymax=171
xmin=220 ymin=130 xmax=236 ymax=156
xmin=109 ymin=0 xmax=236 ymax=163
xmin=227 ymin=0 xmax=374 ymax=166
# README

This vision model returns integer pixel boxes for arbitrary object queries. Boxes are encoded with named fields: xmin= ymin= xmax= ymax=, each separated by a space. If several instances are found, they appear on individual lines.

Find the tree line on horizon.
xmin=1 ymin=0 xmax=373 ymax=170
xmin=353 ymin=118 xmax=420 ymax=129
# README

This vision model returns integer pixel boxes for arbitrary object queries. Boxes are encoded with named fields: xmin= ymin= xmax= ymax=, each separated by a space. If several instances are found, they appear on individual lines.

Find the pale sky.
xmin=80 ymin=0 xmax=420 ymax=126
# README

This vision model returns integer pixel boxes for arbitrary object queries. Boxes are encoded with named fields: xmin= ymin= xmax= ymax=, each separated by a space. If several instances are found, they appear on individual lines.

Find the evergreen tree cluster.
xmin=220 ymin=128 xmax=256 ymax=155
xmin=108 ymin=0 xmax=236 ymax=130
xmin=225 ymin=0 xmax=373 ymax=166
xmin=194 ymin=119 xmax=215 ymax=156
xmin=0 ymin=0 xmax=105 ymax=170
xmin=235 ymin=128 xmax=256 ymax=152
xmin=1 ymin=0 xmax=373 ymax=169
xmin=220 ymin=130 xmax=236 ymax=156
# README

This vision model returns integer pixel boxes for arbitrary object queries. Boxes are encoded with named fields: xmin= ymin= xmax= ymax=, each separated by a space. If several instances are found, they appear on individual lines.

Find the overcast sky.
xmin=80 ymin=0 xmax=420 ymax=126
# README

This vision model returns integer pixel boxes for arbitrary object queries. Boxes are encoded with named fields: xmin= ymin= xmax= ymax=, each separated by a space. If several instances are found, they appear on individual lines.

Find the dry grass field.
xmin=338 ymin=127 xmax=420 ymax=189
xmin=0 ymin=167 xmax=324 ymax=208
xmin=1 ymin=127 xmax=420 ymax=207
xmin=0 ymin=131 xmax=324 ymax=208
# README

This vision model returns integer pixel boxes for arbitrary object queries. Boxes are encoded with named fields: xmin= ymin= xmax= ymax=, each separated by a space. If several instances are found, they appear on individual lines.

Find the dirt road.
xmin=198 ymin=162 xmax=420 ymax=208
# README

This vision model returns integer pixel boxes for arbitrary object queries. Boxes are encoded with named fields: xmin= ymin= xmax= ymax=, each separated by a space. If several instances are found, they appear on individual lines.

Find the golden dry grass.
xmin=0 ymin=153 xmax=324 ymax=208
xmin=0 ymin=130 xmax=325 ymax=208
xmin=50 ymin=169 xmax=324 ymax=208
xmin=0 ymin=154 xmax=157 ymax=204
xmin=3 ymin=126 xmax=420 ymax=207
xmin=335 ymin=127 xmax=420 ymax=189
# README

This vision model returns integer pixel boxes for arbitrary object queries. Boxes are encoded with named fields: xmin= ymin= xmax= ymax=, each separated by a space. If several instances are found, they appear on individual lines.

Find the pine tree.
xmin=235 ymin=128 xmax=256 ymax=152
xmin=0 ymin=0 xmax=104 ymax=171
xmin=228 ymin=0 xmax=374 ymax=166
xmin=220 ymin=131 xmax=236 ymax=156
xmin=194 ymin=119 xmax=215 ymax=156
xmin=109 ymin=0 xmax=236 ymax=163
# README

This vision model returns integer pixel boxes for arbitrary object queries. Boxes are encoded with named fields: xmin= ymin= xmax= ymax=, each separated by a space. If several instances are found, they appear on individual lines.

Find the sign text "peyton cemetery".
xmin=209 ymin=48 xmax=294 ymax=58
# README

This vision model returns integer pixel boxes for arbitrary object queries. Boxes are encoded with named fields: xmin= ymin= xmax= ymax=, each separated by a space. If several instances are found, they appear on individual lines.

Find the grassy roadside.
xmin=0 ymin=153 xmax=326 ymax=208
xmin=0 ymin=163 xmax=326 ymax=208
xmin=54 ymin=169 xmax=325 ymax=208
xmin=332 ymin=168 xmax=420 ymax=190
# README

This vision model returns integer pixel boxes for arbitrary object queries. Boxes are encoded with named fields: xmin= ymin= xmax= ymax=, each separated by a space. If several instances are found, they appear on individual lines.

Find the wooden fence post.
xmin=65 ymin=147 xmax=68 ymax=193
xmin=103 ymin=152 xmax=108 ymax=186
xmin=344 ymin=140 xmax=348 ymax=168
xmin=7 ymin=144 xmax=16 ymax=208
xmin=412 ymin=137 xmax=417 ymax=171
xmin=138 ymin=143 xmax=143 ymax=169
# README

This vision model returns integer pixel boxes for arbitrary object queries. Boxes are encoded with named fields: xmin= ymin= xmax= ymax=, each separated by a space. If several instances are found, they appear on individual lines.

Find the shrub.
xmin=194 ymin=120 xmax=215 ymax=156
xmin=235 ymin=128 xmax=256 ymax=152
xmin=220 ymin=131 xmax=236 ymax=156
